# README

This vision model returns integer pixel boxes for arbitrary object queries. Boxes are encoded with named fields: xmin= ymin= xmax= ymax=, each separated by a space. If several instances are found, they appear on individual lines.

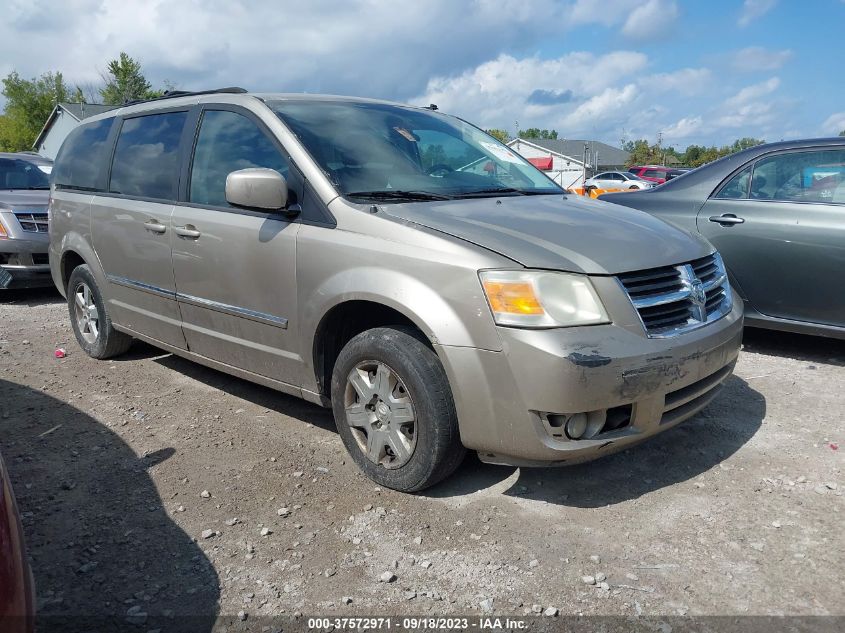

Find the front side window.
xmin=109 ymin=111 xmax=187 ymax=200
xmin=190 ymin=110 xmax=289 ymax=208
xmin=643 ymin=169 xmax=663 ymax=178
xmin=750 ymin=149 xmax=845 ymax=203
xmin=270 ymin=100 xmax=561 ymax=200
xmin=0 ymin=158 xmax=50 ymax=190
xmin=52 ymin=118 xmax=113 ymax=191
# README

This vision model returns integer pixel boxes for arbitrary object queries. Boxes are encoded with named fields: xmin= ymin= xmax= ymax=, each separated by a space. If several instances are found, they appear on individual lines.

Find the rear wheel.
xmin=331 ymin=326 xmax=465 ymax=492
xmin=68 ymin=265 xmax=132 ymax=359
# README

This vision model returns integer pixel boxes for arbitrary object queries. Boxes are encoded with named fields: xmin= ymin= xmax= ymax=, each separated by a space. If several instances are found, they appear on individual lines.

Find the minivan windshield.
xmin=0 ymin=157 xmax=51 ymax=190
xmin=270 ymin=100 xmax=562 ymax=200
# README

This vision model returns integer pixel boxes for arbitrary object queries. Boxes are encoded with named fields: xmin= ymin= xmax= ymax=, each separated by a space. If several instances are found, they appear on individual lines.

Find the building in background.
xmin=507 ymin=138 xmax=630 ymax=189
xmin=32 ymin=103 xmax=118 ymax=159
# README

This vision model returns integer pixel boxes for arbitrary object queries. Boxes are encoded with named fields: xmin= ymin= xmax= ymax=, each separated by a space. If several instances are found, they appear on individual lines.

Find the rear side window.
xmin=52 ymin=118 xmax=113 ymax=191
xmin=109 ymin=111 xmax=187 ymax=200
xmin=643 ymin=169 xmax=663 ymax=178
xmin=189 ymin=110 xmax=288 ymax=208
xmin=715 ymin=165 xmax=752 ymax=199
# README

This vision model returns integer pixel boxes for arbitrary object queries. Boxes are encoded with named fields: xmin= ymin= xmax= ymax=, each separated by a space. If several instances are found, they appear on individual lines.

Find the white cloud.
xmin=561 ymin=84 xmax=639 ymax=130
xmin=822 ymin=112 xmax=845 ymax=135
xmin=622 ymin=0 xmax=680 ymax=40
xmin=0 ymin=0 xmax=577 ymax=101
xmin=732 ymin=46 xmax=793 ymax=71
xmin=662 ymin=116 xmax=704 ymax=139
xmin=724 ymin=77 xmax=781 ymax=107
xmin=415 ymin=51 xmax=648 ymax=132
xmin=738 ymin=0 xmax=777 ymax=27
xmin=639 ymin=68 xmax=712 ymax=96
xmin=568 ymin=0 xmax=679 ymax=38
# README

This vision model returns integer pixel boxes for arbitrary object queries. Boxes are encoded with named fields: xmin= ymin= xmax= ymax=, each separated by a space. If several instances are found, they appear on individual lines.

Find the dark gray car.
xmin=601 ymin=138 xmax=845 ymax=339
xmin=0 ymin=153 xmax=52 ymax=289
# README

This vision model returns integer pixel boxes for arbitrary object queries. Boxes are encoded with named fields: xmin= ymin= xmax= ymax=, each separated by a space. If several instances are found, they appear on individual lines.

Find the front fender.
xmin=304 ymin=266 xmax=502 ymax=349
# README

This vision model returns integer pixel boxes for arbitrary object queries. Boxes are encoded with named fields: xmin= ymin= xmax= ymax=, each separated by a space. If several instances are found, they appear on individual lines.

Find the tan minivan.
xmin=49 ymin=89 xmax=743 ymax=491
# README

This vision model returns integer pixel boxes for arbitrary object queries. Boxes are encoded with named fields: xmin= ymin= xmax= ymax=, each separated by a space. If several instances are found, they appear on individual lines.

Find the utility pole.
xmin=582 ymin=143 xmax=588 ymax=191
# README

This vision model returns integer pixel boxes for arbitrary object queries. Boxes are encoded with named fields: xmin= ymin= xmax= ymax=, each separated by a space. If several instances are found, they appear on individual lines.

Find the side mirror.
xmin=225 ymin=168 xmax=288 ymax=210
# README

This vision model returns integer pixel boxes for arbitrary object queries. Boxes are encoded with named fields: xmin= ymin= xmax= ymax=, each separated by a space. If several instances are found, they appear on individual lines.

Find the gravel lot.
xmin=1 ymin=288 xmax=843 ymax=630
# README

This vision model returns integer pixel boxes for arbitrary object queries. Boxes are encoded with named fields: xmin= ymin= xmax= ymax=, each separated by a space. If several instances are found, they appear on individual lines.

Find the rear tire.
xmin=67 ymin=265 xmax=132 ymax=359
xmin=331 ymin=326 xmax=465 ymax=492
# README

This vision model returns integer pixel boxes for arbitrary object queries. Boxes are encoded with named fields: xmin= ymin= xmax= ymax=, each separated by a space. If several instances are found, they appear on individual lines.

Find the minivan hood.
xmin=0 ymin=189 xmax=50 ymax=209
xmin=382 ymin=193 xmax=713 ymax=274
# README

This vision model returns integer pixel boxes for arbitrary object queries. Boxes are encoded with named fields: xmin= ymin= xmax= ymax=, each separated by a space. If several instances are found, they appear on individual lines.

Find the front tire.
xmin=67 ymin=265 xmax=132 ymax=359
xmin=331 ymin=326 xmax=465 ymax=492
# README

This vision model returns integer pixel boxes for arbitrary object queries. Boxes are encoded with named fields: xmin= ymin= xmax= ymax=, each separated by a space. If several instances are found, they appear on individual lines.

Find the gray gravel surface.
xmin=1 ymin=288 xmax=843 ymax=626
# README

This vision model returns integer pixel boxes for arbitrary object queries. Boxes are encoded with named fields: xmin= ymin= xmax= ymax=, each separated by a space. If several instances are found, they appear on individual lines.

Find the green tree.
xmin=519 ymin=128 xmax=558 ymax=140
xmin=486 ymin=128 xmax=510 ymax=143
xmin=0 ymin=71 xmax=70 ymax=151
xmin=839 ymin=130 xmax=845 ymax=137
xmin=100 ymin=52 xmax=155 ymax=104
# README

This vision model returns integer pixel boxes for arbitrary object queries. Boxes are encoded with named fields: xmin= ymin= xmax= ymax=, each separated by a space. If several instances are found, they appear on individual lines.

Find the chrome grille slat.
xmin=618 ymin=253 xmax=732 ymax=338
xmin=14 ymin=211 xmax=49 ymax=233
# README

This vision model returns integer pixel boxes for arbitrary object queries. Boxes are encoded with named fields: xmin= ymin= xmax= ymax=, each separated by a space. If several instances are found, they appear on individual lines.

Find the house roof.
xmin=530 ymin=139 xmax=629 ymax=167
xmin=58 ymin=102 xmax=118 ymax=121
xmin=32 ymin=102 xmax=119 ymax=150
xmin=508 ymin=137 xmax=629 ymax=168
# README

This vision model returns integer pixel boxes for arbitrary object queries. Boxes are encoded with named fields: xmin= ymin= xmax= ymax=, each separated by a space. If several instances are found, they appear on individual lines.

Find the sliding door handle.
xmin=174 ymin=224 xmax=201 ymax=239
xmin=143 ymin=219 xmax=167 ymax=234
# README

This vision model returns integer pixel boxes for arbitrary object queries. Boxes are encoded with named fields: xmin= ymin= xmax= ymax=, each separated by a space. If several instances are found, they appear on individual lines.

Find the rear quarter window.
xmin=52 ymin=118 xmax=114 ymax=191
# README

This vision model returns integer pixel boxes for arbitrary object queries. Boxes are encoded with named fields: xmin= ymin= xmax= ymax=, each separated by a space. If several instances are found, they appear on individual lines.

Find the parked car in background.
xmin=0 ymin=449 xmax=35 ymax=633
xmin=49 ymin=89 xmax=742 ymax=491
xmin=0 ymin=153 xmax=53 ymax=289
xmin=665 ymin=167 xmax=692 ymax=180
xmin=601 ymin=138 xmax=845 ymax=339
xmin=628 ymin=165 xmax=681 ymax=184
xmin=584 ymin=171 xmax=653 ymax=190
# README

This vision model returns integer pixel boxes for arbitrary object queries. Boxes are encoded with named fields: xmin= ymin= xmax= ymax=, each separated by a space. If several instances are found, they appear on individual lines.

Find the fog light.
xmin=565 ymin=413 xmax=588 ymax=439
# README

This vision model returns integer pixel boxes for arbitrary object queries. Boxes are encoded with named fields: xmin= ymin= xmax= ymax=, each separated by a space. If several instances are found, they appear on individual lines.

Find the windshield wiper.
xmin=346 ymin=190 xmax=454 ymax=202
xmin=453 ymin=187 xmax=529 ymax=197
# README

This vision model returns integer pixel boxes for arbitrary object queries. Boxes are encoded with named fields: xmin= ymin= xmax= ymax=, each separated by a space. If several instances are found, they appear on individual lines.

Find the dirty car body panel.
xmin=49 ymin=92 xmax=743 ymax=476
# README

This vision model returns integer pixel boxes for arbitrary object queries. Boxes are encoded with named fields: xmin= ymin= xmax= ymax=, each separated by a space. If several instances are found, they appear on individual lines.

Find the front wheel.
xmin=331 ymin=326 xmax=465 ymax=492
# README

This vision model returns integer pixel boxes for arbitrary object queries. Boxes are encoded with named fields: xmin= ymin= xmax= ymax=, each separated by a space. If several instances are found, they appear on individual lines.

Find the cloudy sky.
xmin=4 ymin=0 xmax=845 ymax=148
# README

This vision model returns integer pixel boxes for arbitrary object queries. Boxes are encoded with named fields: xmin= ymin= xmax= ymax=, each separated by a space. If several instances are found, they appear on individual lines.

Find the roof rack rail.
xmin=123 ymin=87 xmax=248 ymax=107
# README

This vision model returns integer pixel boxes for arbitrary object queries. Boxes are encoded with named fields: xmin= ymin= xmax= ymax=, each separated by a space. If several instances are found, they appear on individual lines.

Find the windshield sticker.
xmin=480 ymin=141 xmax=522 ymax=164
xmin=393 ymin=127 xmax=418 ymax=142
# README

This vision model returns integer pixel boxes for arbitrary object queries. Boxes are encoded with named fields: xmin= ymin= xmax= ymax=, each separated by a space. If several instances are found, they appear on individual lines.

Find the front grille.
xmin=14 ymin=211 xmax=49 ymax=233
xmin=618 ymin=253 xmax=732 ymax=337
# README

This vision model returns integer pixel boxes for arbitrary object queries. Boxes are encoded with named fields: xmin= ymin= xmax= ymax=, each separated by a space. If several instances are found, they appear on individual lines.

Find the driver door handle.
xmin=143 ymin=219 xmax=167 ymax=234
xmin=174 ymin=224 xmax=201 ymax=239
xmin=708 ymin=214 xmax=745 ymax=226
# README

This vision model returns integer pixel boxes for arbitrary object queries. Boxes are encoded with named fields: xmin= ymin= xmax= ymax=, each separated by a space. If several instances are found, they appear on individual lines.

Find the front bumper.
xmin=437 ymin=291 xmax=744 ymax=466
xmin=1 ymin=235 xmax=51 ymax=290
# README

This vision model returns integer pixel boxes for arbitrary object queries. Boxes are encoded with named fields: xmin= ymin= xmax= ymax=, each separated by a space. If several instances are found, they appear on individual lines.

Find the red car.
xmin=627 ymin=165 xmax=687 ymax=184
xmin=0 ymin=451 xmax=35 ymax=633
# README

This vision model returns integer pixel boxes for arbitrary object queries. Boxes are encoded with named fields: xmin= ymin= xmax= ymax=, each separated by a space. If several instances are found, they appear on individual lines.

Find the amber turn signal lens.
xmin=482 ymin=280 xmax=544 ymax=315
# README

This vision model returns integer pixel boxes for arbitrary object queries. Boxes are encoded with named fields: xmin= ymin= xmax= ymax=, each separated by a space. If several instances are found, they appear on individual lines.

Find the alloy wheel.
xmin=73 ymin=282 xmax=100 ymax=345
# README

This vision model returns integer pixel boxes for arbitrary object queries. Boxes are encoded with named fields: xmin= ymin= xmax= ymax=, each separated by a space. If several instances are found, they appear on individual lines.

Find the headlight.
xmin=479 ymin=270 xmax=610 ymax=328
